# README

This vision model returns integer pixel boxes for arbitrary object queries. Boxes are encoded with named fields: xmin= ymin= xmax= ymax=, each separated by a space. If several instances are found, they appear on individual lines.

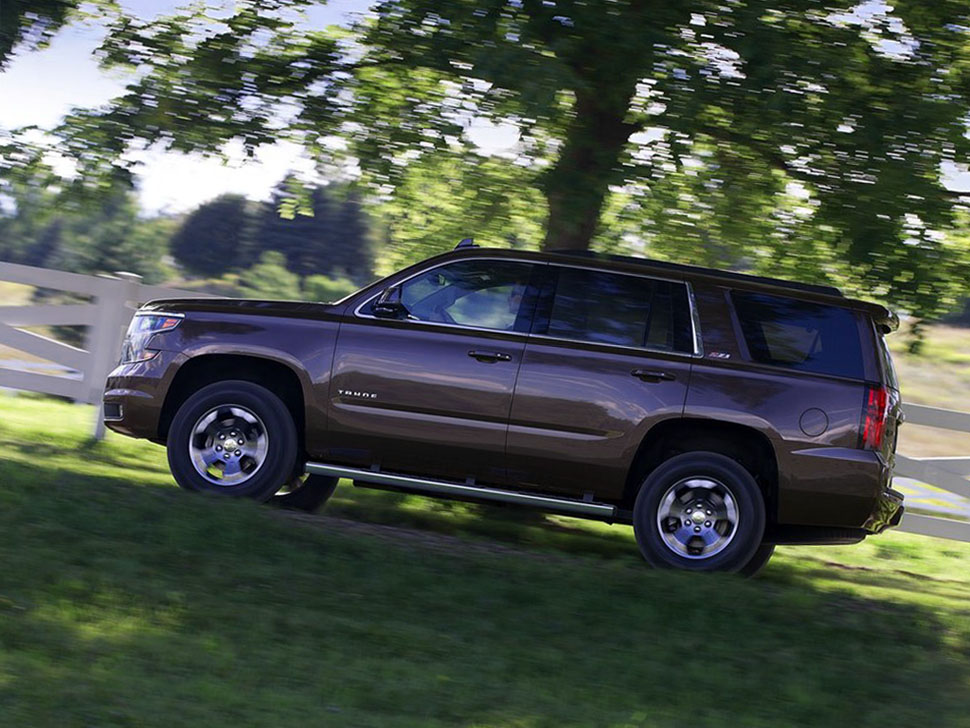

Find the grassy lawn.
xmin=1 ymin=394 xmax=970 ymax=727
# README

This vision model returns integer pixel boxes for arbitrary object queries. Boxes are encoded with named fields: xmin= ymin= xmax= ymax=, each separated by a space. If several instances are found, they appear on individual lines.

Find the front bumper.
xmin=102 ymin=350 xmax=183 ymax=441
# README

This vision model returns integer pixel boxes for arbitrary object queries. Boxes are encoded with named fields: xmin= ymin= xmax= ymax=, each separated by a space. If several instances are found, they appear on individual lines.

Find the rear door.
xmin=687 ymin=288 xmax=875 ymax=525
xmin=326 ymin=258 xmax=540 ymax=486
xmin=505 ymin=265 xmax=697 ymax=500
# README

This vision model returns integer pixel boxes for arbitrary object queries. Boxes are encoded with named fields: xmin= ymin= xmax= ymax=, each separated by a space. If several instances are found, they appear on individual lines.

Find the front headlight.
xmin=121 ymin=312 xmax=183 ymax=364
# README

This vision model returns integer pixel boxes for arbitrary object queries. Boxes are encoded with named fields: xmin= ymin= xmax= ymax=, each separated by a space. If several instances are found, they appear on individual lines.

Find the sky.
xmin=0 ymin=0 xmax=374 ymax=213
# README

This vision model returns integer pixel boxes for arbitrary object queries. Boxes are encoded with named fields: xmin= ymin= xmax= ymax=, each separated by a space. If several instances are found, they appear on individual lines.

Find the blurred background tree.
xmin=2 ymin=0 xmax=970 ymax=336
xmin=258 ymin=178 xmax=374 ymax=283
xmin=237 ymin=251 xmax=301 ymax=300
xmin=0 ymin=180 xmax=173 ymax=284
xmin=169 ymin=194 xmax=258 ymax=278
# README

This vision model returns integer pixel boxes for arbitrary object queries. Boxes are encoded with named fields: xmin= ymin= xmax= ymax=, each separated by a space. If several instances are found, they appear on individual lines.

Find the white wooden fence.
xmin=1 ymin=262 xmax=969 ymax=542
xmin=895 ymin=403 xmax=970 ymax=542
xmin=0 ymin=261 xmax=210 ymax=438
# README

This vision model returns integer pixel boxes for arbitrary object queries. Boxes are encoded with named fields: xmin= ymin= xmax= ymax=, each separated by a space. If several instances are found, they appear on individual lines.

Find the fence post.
xmin=86 ymin=272 xmax=142 ymax=440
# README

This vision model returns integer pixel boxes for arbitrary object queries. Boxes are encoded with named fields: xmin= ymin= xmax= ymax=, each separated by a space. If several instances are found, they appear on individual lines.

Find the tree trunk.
xmin=541 ymin=90 xmax=638 ymax=251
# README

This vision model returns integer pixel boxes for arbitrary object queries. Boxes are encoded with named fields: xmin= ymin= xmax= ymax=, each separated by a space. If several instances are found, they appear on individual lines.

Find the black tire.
xmin=633 ymin=451 xmax=765 ymax=573
xmin=739 ymin=544 xmax=775 ymax=578
xmin=271 ymin=474 xmax=339 ymax=512
xmin=167 ymin=380 xmax=299 ymax=502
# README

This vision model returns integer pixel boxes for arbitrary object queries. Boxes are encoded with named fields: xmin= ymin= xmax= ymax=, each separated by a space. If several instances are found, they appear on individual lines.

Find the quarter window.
xmin=731 ymin=291 xmax=864 ymax=379
xmin=538 ymin=267 xmax=695 ymax=353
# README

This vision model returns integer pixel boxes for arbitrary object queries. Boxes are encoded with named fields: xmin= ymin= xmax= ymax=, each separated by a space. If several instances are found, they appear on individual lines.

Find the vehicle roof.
xmin=424 ymin=246 xmax=898 ymax=331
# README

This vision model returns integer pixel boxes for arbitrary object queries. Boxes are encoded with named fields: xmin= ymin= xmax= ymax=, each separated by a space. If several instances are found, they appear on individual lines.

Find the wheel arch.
xmin=158 ymin=353 xmax=309 ymax=450
xmin=622 ymin=418 xmax=779 ymax=521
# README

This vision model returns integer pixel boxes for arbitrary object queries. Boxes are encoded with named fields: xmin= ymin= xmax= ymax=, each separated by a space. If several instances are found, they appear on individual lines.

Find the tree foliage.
xmin=8 ymin=0 xmax=970 ymax=322
xmin=258 ymin=178 xmax=374 ymax=283
xmin=237 ymin=250 xmax=301 ymax=300
xmin=169 ymin=193 xmax=257 ymax=278
xmin=166 ymin=179 xmax=375 ymax=281
xmin=0 ymin=180 xmax=172 ymax=283
xmin=375 ymin=153 xmax=545 ymax=275
xmin=302 ymin=273 xmax=359 ymax=302
xmin=0 ymin=0 xmax=85 ymax=68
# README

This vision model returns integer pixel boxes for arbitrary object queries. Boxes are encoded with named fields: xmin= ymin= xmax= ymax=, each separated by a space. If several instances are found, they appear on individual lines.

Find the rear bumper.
xmin=780 ymin=447 xmax=904 ymax=533
xmin=864 ymin=487 xmax=905 ymax=534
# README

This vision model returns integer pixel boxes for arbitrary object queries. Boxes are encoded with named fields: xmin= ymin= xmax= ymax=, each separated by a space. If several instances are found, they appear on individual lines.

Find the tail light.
xmin=861 ymin=385 xmax=889 ymax=450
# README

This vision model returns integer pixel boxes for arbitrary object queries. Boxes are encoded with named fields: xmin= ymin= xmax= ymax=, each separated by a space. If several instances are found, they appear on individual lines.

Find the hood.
xmin=140 ymin=297 xmax=342 ymax=319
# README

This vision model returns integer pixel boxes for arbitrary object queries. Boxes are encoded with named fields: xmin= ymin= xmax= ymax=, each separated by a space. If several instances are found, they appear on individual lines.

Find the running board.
xmin=305 ymin=462 xmax=617 ymax=519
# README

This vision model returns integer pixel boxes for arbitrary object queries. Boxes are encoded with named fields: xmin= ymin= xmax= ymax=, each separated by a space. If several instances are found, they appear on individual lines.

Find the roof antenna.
xmin=455 ymin=238 xmax=477 ymax=250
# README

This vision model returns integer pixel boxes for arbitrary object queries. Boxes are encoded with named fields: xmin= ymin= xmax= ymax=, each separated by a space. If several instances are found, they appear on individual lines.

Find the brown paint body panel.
xmin=105 ymin=305 xmax=344 ymax=451
xmin=684 ymin=360 xmax=879 ymax=527
xmin=103 ymin=349 xmax=187 ymax=440
xmin=106 ymin=249 xmax=902 ymax=535
xmin=325 ymin=317 xmax=525 ymax=485
xmin=507 ymin=340 xmax=691 ymax=499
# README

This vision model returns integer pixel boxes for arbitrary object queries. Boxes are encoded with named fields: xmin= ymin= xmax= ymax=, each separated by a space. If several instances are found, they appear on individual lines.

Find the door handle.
xmin=468 ymin=350 xmax=512 ymax=363
xmin=631 ymin=368 xmax=675 ymax=382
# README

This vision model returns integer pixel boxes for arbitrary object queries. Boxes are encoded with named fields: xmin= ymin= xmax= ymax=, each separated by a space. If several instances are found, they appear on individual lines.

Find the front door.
xmin=326 ymin=258 xmax=539 ymax=486
xmin=506 ymin=265 xmax=696 ymax=499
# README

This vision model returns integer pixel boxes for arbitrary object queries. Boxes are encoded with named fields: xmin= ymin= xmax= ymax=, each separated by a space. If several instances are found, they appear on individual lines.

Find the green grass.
xmin=2 ymin=394 xmax=970 ymax=727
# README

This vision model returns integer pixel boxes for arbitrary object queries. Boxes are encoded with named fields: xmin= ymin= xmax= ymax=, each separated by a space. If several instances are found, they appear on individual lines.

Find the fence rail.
xmin=895 ymin=404 xmax=970 ymax=542
xmin=1 ymin=263 xmax=969 ymax=542
xmin=0 ymin=262 xmax=211 ymax=438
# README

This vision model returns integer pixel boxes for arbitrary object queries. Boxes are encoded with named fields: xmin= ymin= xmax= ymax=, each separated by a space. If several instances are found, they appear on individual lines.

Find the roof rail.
xmin=548 ymin=250 xmax=843 ymax=297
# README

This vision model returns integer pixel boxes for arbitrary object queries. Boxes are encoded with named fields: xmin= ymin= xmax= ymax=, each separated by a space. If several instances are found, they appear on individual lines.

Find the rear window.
xmin=732 ymin=291 xmax=864 ymax=379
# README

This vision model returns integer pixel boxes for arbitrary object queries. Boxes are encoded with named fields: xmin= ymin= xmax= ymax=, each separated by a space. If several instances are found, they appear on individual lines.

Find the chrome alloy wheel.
xmin=188 ymin=405 xmax=269 ymax=486
xmin=656 ymin=477 xmax=739 ymax=559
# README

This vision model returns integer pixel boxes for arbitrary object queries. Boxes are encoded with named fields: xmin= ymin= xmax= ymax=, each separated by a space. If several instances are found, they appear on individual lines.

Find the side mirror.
xmin=372 ymin=285 xmax=409 ymax=319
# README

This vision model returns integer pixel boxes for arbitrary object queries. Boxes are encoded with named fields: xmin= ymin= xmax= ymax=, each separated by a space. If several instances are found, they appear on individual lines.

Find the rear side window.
xmin=537 ymin=267 xmax=694 ymax=353
xmin=874 ymin=324 xmax=899 ymax=391
xmin=732 ymin=292 xmax=864 ymax=379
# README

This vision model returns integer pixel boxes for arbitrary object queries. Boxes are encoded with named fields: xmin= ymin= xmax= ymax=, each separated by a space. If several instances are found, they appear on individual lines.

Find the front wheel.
xmin=271 ymin=474 xmax=339 ymax=512
xmin=167 ymin=380 xmax=299 ymax=502
xmin=633 ymin=452 xmax=765 ymax=573
xmin=739 ymin=544 xmax=775 ymax=578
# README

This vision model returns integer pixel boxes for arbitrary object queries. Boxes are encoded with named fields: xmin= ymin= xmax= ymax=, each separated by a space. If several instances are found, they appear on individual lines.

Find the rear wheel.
xmin=633 ymin=452 xmax=765 ymax=573
xmin=167 ymin=380 xmax=298 ymax=502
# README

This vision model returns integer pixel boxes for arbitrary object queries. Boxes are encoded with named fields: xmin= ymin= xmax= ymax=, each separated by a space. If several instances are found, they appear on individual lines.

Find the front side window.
xmin=732 ymin=291 xmax=864 ymax=379
xmin=537 ymin=267 xmax=695 ymax=353
xmin=367 ymin=259 xmax=536 ymax=332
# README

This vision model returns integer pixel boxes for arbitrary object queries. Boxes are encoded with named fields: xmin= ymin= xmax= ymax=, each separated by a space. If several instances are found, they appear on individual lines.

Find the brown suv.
xmin=103 ymin=244 xmax=904 ymax=574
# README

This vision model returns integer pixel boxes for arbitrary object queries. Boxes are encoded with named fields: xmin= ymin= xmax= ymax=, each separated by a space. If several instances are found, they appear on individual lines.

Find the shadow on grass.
xmin=2 ymin=456 xmax=970 ymax=727
xmin=326 ymin=487 xmax=641 ymax=562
